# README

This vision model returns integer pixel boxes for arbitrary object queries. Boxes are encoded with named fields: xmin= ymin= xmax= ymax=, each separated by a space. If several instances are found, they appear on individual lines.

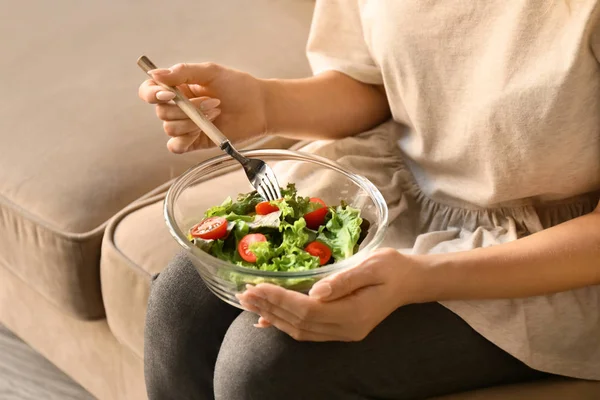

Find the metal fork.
xmin=137 ymin=55 xmax=282 ymax=201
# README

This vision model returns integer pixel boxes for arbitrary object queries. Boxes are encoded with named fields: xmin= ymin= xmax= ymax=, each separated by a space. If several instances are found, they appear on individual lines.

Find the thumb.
xmin=308 ymin=256 xmax=383 ymax=302
xmin=150 ymin=62 xmax=222 ymax=87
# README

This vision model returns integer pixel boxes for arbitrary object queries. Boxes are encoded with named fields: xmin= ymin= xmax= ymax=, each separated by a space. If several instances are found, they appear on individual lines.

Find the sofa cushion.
xmin=101 ymin=168 xmax=250 ymax=358
xmin=0 ymin=0 xmax=314 ymax=319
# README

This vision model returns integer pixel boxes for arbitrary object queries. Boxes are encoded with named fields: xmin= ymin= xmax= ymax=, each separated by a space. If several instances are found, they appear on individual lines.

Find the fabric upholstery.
xmin=0 ymin=260 xmax=146 ymax=400
xmin=101 ymin=169 xmax=251 ymax=358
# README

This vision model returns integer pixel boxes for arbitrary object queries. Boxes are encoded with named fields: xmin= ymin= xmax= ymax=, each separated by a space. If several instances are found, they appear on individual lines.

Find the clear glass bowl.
xmin=164 ymin=149 xmax=388 ymax=309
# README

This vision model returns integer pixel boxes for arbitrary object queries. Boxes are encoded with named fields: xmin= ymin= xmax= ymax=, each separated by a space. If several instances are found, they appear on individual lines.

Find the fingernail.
xmin=156 ymin=91 xmax=176 ymax=101
xmin=245 ymin=284 xmax=266 ymax=299
xmin=239 ymin=300 xmax=259 ymax=312
xmin=308 ymin=282 xmax=332 ymax=299
xmin=204 ymin=108 xmax=221 ymax=120
xmin=246 ymin=289 xmax=266 ymax=300
xmin=150 ymin=68 xmax=171 ymax=76
xmin=245 ymin=294 xmax=264 ymax=306
xmin=199 ymin=98 xmax=221 ymax=110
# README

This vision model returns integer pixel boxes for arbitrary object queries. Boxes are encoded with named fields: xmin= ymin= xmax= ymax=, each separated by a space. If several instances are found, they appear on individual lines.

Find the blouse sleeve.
xmin=306 ymin=0 xmax=383 ymax=85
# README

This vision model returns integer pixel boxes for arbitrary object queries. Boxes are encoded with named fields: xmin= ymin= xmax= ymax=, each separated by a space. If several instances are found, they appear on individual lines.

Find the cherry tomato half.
xmin=190 ymin=216 xmax=228 ymax=240
xmin=238 ymin=233 xmax=267 ymax=263
xmin=304 ymin=241 xmax=332 ymax=265
xmin=255 ymin=201 xmax=280 ymax=215
xmin=310 ymin=197 xmax=326 ymax=207
xmin=304 ymin=197 xmax=328 ymax=230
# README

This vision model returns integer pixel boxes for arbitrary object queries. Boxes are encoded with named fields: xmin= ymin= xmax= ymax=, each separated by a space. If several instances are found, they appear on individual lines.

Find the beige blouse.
xmin=305 ymin=0 xmax=600 ymax=380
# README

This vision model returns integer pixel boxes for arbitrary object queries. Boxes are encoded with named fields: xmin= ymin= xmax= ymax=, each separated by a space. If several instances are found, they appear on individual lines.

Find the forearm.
xmin=260 ymin=71 xmax=391 ymax=140
xmin=415 ymin=208 xmax=600 ymax=303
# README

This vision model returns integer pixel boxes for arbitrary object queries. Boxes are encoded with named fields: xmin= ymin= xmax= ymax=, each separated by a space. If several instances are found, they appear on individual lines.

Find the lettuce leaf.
xmin=248 ymin=241 xmax=274 ymax=265
xmin=204 ymin=196 xmax=233 ymax=217
xmin=281 ymin=218 xmax=311 ymax=248
xmin=268 ymin=249 xmax=320 ymax=271
xmin=204 ymin=191 xmax=263 ymax=218
xmin=276 ymin=183 xmax=312 ymax=219
xmin=317 ymin=205 xmax=363 ymax=261
xmin=248 ymin=211 xmax=282 ymax=230
xmin=191 ymin=237 xmax=213 ymax=252
xmin=280 ymin=183 xmax=298 ymax=198
xmin=229 ymin=191 xmax=263 ymax=215
xmin=223 ymin=213 xmax=254 ymax=222
xmin=247 ymin=216 xmax=320 ymax=271
xmin=211 ymin=239 xmax=234 ymax=262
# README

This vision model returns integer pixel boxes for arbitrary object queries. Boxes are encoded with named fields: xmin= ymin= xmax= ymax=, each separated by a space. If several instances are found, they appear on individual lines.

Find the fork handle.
xmin=137 ymin=55 xmax=229 ymax=149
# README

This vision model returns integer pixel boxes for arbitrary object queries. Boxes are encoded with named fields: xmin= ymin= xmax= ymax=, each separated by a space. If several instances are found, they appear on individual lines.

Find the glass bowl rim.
xmin=164 ymin=149 xmax=389 ymax=277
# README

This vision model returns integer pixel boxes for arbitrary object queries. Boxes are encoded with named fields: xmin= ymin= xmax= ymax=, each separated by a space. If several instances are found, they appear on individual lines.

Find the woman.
xmin=138 ymin=1 xmax=600 ymax=399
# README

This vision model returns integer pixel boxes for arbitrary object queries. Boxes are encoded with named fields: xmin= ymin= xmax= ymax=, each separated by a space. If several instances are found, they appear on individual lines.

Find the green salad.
xmin=187 ymin=184 xmax=369 ymax=273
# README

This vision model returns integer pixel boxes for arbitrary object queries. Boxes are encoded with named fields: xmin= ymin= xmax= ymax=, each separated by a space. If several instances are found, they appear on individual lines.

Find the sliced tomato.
xmin=310 ymin=197 xmax=326 ymax=207
xmin=238 ymin=233 xmax=267 ymax=263
xmin=304 ymin=197 xmax=328 ymax=230
xmin=304 ymin=241 xmax=332 ymax=265
xmin=255 ymin=201 xmax=280 ymax=215
xmin=190 ymin=216 xmax=228 ymax=240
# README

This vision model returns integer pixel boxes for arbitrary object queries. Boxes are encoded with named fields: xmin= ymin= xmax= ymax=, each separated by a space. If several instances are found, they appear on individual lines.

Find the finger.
xmin=245 ymin=284 xmax=342 ymax=324
xmin=162 ymin=109 xmax=221 ymax=136
xmin=156 ymin=97 xmax=221 ymax=121
xmin=150 ymin=62 xmax=222 ymax=87
xmin=254 ymin=316 xmax=272 ymax=328
xmin=256 ymin=309 xmax=341 ymax=342
xmin=138 ymin=79 xmax=176 ymax=104
xmin=166 ymin=133 xmax=200 ymax=154
xmin=309 ymin=253 xmax=388 ymax=301
xmin=241 ymin=293 xmax=340 ymax=335
xmin=186 ymin=84 xmax=210 ymax=98
xmin=163 ymin=120 xmax=199 ymax=137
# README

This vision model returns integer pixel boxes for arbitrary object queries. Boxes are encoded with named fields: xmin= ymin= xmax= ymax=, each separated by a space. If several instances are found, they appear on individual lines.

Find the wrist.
xmin=400 ymin=253 xmax=457 ymax=305
xmin=258 ymin=78 xmax=284 ymax=135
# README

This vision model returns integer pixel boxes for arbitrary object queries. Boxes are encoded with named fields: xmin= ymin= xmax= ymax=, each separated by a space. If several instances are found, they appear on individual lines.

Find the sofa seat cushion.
xmin=0 ymin=0 xmax=313 ymax=319
xmin=101 ymin=169 xmax=250 ymax=358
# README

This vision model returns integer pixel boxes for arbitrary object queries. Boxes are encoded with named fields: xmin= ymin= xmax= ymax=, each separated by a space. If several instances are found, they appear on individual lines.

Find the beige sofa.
xmin=1 ymin=1 xmax=598 ymax=399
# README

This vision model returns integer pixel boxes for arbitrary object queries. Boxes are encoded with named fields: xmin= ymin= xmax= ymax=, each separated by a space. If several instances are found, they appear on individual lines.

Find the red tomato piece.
xmin=304 ymin=241 xmax=332 ymax=265
xmin=310 ymin=197 xmax=326 ymax=207
xmin=238 ymin=233 xmax=267 ymax=263
xmin=255 ymin=201 xmax=280 ymax=215
xmin=304 ymin=197 xmax=328 ymax=230
xmin=190 ymin=216 xmax=228 ymax=240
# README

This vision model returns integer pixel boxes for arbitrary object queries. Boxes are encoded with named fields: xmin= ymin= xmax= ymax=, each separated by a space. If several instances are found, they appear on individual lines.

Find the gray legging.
xmin=144 ymin=253 xmax=550 ymax=400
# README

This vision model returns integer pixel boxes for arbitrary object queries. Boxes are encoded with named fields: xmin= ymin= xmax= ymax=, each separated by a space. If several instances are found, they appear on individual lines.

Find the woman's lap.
xmin=145 ymin=253 xmax=548 ymax=400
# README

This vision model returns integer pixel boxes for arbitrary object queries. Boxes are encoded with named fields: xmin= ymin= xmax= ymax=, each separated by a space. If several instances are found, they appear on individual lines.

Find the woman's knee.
xmin=214 ymin=312 xmax=289 ymax=399
xmin=145 ymin=252 xmax=202 ymax=336
xmin=145 ymin=252 xmax=241 ymax=399
xmin=214 ymin=312 xmax=344 ymax=400
xmin=144 ymin=252 xmax=204 ymax=397
xmin=145 ymin=251 xmax=239 ymax=358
